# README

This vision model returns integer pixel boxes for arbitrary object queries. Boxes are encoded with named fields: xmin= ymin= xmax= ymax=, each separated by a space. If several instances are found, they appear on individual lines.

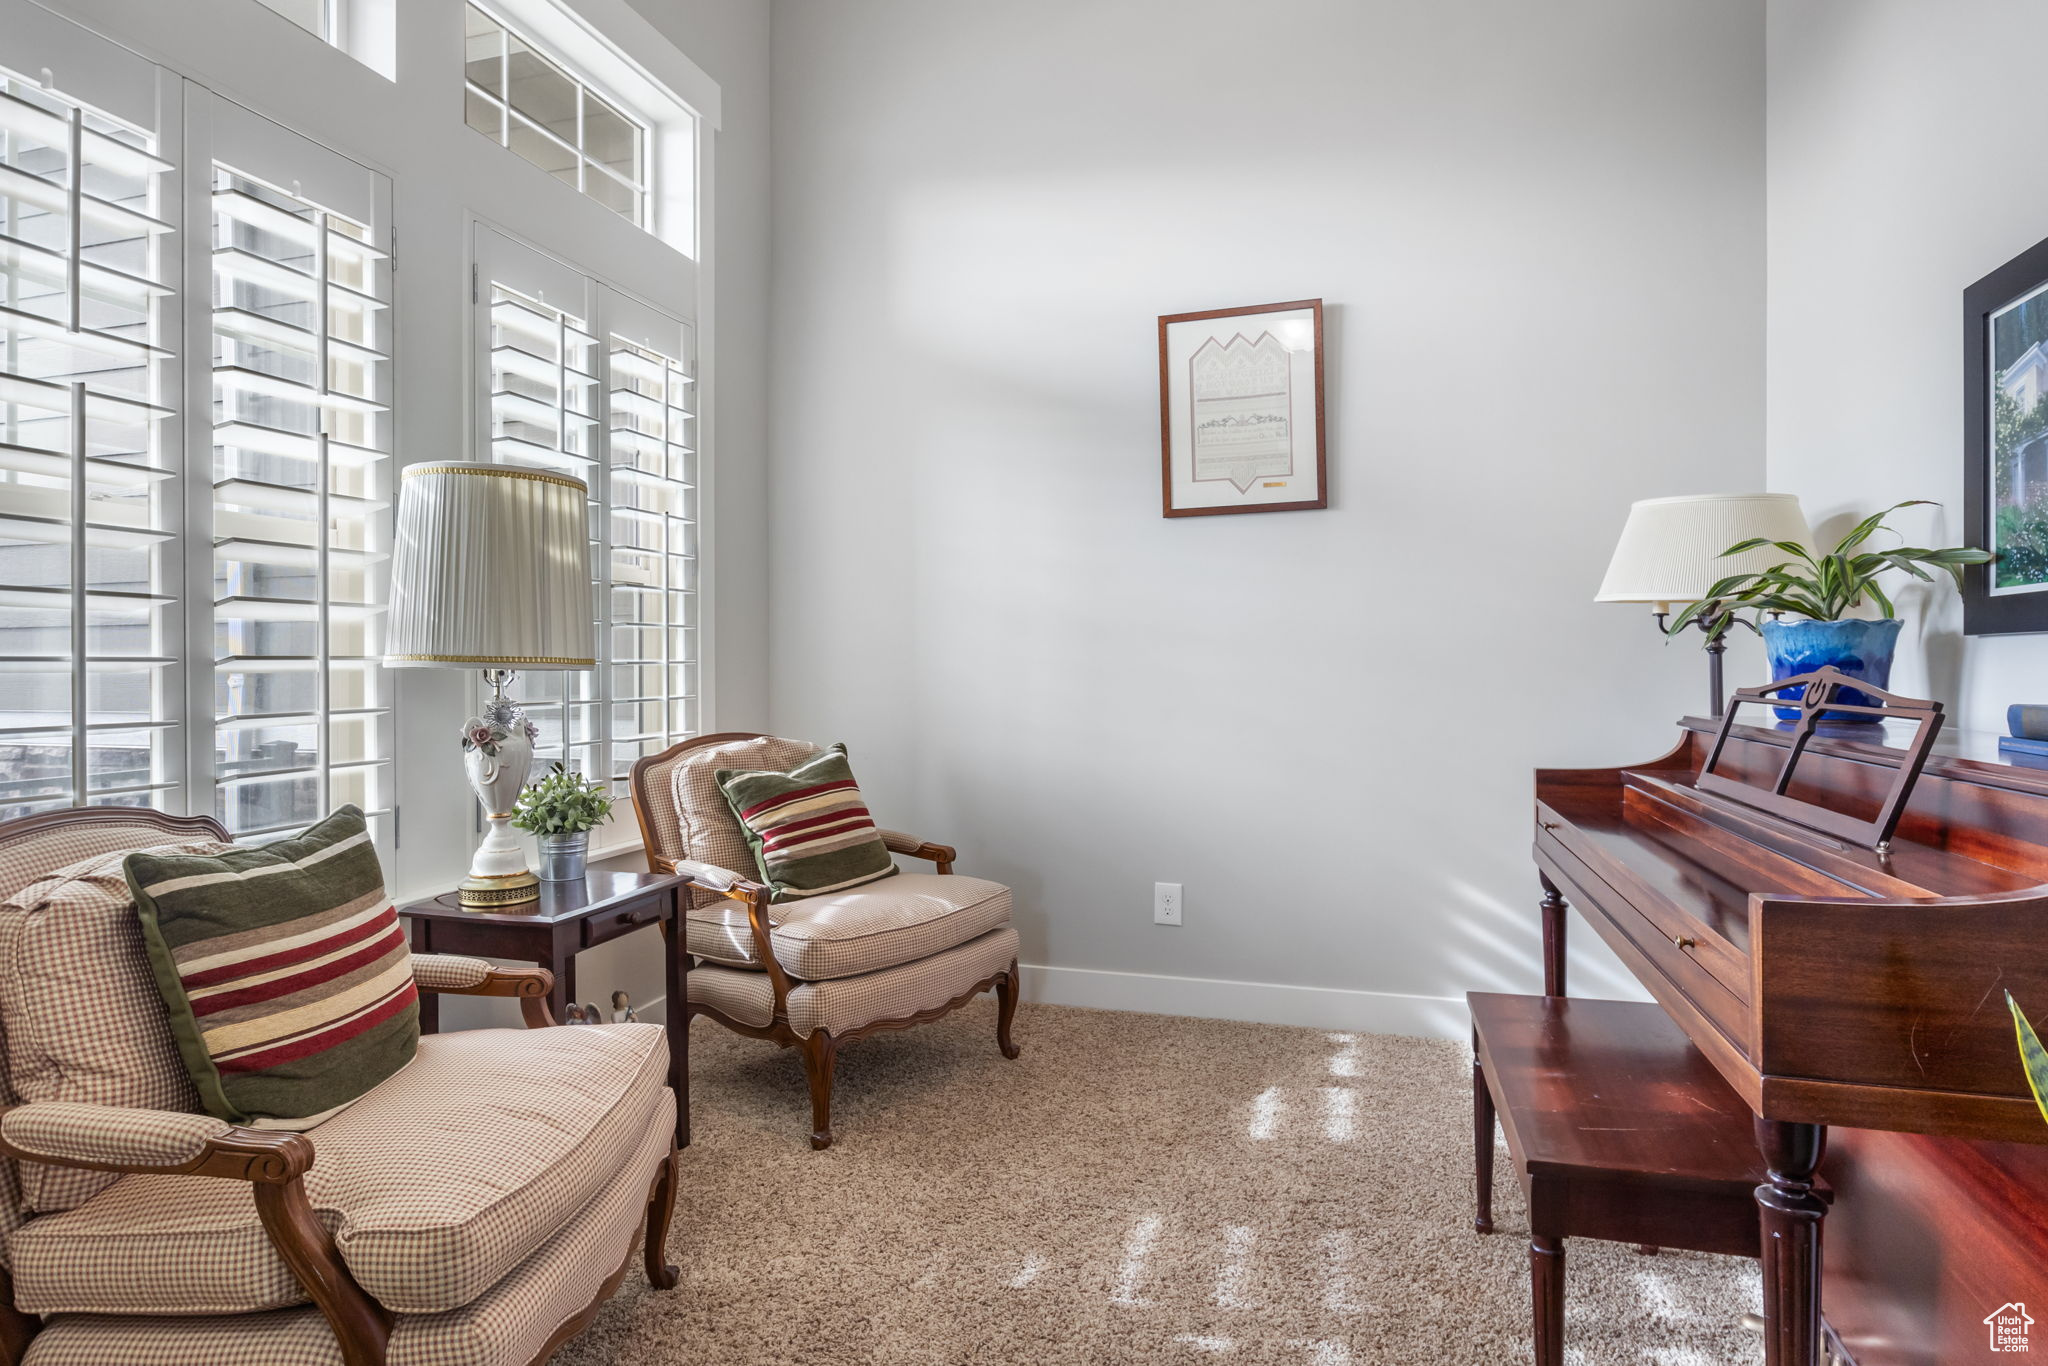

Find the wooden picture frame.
xmin=1964 ymin=232 xmax=2048 ymax=634
xmin=1158 ymin=298 xmax=1326 ymax=517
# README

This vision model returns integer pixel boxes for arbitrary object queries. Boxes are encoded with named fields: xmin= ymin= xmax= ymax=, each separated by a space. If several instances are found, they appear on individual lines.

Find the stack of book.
xmin=2001 ymin=706 xmax=2048 ymax=758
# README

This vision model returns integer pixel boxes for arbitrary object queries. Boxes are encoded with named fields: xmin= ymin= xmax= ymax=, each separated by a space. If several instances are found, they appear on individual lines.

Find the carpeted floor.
xmin=556 ymin=1002 xmax=1765 ymax=1365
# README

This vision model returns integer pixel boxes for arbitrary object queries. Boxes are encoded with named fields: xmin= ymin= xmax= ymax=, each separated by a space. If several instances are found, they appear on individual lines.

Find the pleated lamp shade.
xmin=385 ymin=463 xmax=596 ymax=668
xmin=1595 ymin=493 xmax=1812 ymax=610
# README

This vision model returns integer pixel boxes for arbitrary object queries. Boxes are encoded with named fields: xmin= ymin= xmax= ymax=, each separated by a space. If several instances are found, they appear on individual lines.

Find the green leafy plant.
xmin=511 ymin=762 xmax=615 ymax=836
xmin=1664 ymin=500 xmax=1993 ymax=644
xmin=2008 ymin=993 xmax=2048 ymax=1129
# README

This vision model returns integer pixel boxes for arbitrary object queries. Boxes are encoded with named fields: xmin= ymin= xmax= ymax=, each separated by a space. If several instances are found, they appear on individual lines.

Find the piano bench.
xmin=1468 ymin=991 xmax=1820 ymax=1366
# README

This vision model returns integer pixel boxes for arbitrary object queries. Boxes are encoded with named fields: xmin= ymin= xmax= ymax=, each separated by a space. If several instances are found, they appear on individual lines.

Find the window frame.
xmin=463 ymin=1 xmax=652 ymax=230
xmin=0 ymin=0 xmax=716 ymax=883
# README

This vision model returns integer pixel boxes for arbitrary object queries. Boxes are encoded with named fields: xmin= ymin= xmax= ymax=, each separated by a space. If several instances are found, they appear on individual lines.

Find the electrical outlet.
xmin=1154 ymin=882 xmax=1183 ymax=926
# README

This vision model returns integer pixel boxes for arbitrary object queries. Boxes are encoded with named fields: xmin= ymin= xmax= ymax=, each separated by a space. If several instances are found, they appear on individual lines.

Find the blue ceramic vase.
xmin=1760 ymin=618 xmax=1902 ymax=722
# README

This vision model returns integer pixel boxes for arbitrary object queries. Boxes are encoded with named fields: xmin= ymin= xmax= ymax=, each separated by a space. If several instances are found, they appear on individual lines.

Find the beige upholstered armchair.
xmin=631 ymin=733 xmax=1020 ymax=1149
xmin=0 ymin=807 xmax=679 ymax=1366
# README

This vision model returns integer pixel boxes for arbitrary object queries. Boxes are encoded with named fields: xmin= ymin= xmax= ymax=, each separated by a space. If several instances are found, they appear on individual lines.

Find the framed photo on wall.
xmin=1965 ymin=232 xmax=2048 ymax=634
xmin=1158 ymin=298 xmax=1326 ymax=517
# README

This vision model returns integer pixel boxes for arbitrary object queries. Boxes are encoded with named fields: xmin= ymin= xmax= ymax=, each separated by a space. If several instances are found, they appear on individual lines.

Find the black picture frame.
xmin=1964 ymin=231 xmax=2048 ymax=634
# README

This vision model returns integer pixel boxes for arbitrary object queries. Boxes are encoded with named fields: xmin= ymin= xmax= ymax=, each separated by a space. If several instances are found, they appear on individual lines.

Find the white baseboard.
xmin=1019 ymin=963 xmax=1468 ymax=1042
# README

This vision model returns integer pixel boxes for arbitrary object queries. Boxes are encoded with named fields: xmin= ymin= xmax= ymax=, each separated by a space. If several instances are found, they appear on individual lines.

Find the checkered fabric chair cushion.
xmin=0 ymin=824 xmax=221 ymax=905
xmin=10 ymin=1023 xmax=669 ymax=1317
xmin=0 ymin=821 xmax=231 ymax=1271
xmin=688 ymin=873 xmax=1011 ymax=980
xmin=18 ymin=1090 xmax=676 ymax=1366
xmin=0 ymin=841 xmax=233 ymax=1213
xmin=690 ymin=925 xmax=1020 ymax=1038
xmin=662 ymin=736 xmax=818 ymax=906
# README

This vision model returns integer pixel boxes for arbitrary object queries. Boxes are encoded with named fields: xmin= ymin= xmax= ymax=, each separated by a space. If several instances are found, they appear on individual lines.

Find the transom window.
xmin=251 ymin=0 xmax=342 ymax=44
xmin=464 ymin=3 xmax=648 ymax=227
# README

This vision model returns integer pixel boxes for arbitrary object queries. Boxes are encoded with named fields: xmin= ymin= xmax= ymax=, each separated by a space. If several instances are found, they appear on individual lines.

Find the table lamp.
xmin=1596 ymin=492 xmax=1812 ymax=718
xmin=386 ymin=463 xmax=595 ymax=908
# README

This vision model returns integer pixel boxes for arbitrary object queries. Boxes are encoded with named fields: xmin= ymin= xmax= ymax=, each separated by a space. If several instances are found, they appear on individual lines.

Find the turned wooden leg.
xmin=1755 ymin=1118 xmax=1828 ymax=1366
xmin=803 ymin=1031 xmax=839 ymax=1150
xmin=1473 ymin=1033 xmax=1496 ymax=1235
xmin=1539 ymin=873 xmax=1567 ymax=997
xmin=643 ymin=1149 xmax=680 ymax=1290
xmin=1530 ymin=1234 xmax=1565 ymax=1366
xmin=996 ymin=961 xmax=1022 ymax=1060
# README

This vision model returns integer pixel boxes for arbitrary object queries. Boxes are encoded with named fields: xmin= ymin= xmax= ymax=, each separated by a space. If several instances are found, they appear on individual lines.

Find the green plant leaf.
xmin=2010 ymin=993 xmax=2048 ymax=1131
xmin=1677 ymin=502 xmax=1982 ymax=627
xmin=1880 ymin=553 xmax=1935 ymax=583
xmin=1835 ymin=500 xmax=1934 ymax=554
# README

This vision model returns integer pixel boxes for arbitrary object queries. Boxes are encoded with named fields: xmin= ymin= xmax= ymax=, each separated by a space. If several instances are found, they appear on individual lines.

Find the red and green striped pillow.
xmin=716 ymin=743 xmax=898 ymax=903
xmin=124 ymin=806 xmax=417 ymax=1128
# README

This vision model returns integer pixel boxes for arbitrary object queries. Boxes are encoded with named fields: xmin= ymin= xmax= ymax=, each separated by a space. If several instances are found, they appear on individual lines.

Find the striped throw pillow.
xmin=716 ymin=743 xmax=898 ymax=903
xmin=124 ymin=805 xmax=417 ymax=1129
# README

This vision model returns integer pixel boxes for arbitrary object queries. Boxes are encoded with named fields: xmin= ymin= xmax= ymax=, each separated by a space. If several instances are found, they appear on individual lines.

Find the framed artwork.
xmin=1965 ymin=233 xmax=2048 ymax=634
xmin=1158 ymin=298 xmax=1326 ymax=517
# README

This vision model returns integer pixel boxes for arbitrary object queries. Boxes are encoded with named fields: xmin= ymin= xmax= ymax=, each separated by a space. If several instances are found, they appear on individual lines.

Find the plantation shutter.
xmin=0 ymin=19 xmax=185 ymax=820
xmin=203 ymin=93 xmax=395 ymax=855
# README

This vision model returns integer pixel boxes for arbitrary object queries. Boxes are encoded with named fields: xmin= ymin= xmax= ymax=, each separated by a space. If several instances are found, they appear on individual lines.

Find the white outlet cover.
xmin=1154 ymin=882 xmax=1183 ymax=925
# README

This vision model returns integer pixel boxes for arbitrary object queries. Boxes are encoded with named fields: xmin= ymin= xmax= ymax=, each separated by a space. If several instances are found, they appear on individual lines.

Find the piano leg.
xmin=1473 ymin=1031 xmax=1495 ymax=1234
xmin=1539 ymin=874 xmax=1567 ymax=996
xmin=1755 ymin=1117 xmax=1829 ymax=1366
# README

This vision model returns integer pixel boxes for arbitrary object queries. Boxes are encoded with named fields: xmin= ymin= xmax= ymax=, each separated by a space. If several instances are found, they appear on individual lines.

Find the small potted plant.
xmin=511 ymin=762 xmax=615 ymax=883
xmin=1666 ymin=500 xmax=1992 ymax=721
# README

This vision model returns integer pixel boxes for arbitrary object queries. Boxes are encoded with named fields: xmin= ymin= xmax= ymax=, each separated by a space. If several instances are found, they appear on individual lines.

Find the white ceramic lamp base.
xmin=458 ymin=678 xmax=540 ymax=910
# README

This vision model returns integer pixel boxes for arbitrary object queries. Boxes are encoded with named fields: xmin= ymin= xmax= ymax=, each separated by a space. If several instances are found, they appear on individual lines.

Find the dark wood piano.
xmin=1534 ymin=670 xmax=2048 ymax=1366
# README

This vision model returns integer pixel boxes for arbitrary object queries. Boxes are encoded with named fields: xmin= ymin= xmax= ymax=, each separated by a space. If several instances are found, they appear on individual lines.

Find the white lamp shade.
xmin=385 ymin=462 xmax=596 ymax=667
xmin=1595 ymin=493 xmax=1812 ymax=607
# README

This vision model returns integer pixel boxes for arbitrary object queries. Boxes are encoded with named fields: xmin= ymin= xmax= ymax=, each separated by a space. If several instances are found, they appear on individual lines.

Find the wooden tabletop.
xmin=398 ymin=869 xmax=684 ymax=927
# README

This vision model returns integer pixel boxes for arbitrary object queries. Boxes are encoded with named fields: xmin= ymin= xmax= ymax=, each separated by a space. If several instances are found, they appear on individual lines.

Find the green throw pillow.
xmin=124 ymin=805 xmax=418 ymax=1128
xmin=716 ymin=743 xmax=898 ymax=903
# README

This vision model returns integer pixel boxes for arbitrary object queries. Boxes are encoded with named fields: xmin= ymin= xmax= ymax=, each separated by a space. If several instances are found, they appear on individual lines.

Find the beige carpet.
xmin=556 ymin=1002 xmax=1764 ymax=1365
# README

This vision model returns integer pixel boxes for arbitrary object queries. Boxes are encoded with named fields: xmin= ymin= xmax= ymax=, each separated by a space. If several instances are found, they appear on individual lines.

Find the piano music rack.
xmin=1696 ymin=666 xmax=1944 ymax=854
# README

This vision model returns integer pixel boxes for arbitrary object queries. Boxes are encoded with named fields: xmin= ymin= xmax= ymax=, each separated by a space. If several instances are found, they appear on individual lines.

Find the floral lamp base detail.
xmin=458 ymin=683 xmax=542 ymax=909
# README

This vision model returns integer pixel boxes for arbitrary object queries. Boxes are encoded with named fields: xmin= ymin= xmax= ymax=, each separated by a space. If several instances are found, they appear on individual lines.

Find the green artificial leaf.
xmin=509 ymin=759 xmax=616 ymax=836
xmin=1677 ymin=501 xmax=1987 ymax=626
xmin=1834 ymin=500 xmax=1934 ymax=555
xmin=2010 ymin=993 xmax=2048 ymax=1131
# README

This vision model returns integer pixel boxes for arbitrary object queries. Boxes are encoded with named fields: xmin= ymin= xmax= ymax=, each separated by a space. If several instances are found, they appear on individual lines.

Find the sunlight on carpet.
xmin=556 ymin=1003 xmax=1764 ymax=1365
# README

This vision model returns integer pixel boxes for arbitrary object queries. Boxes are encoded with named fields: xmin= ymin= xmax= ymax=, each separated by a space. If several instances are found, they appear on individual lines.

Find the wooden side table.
xmin=400 ymin=870 xmax=691 ymax=1147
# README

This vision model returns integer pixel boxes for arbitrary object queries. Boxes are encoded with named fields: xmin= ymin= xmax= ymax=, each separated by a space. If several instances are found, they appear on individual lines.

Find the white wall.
xmin=1768 ymin=0 xmax=2048 ymax=729
xmin=767 ymin=0 xmax=1767 ymax=1035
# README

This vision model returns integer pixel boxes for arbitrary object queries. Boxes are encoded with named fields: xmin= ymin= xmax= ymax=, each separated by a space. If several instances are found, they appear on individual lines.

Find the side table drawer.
xmin=582 ymin=896 xmax=669 ymax=949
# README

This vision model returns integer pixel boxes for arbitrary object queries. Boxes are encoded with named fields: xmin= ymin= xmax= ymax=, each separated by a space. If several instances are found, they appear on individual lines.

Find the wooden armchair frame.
xmin=631 ymin=733 xmax=1020 ymax=1149
xmin=0 ymin=807 xmax=681 ymax=1366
